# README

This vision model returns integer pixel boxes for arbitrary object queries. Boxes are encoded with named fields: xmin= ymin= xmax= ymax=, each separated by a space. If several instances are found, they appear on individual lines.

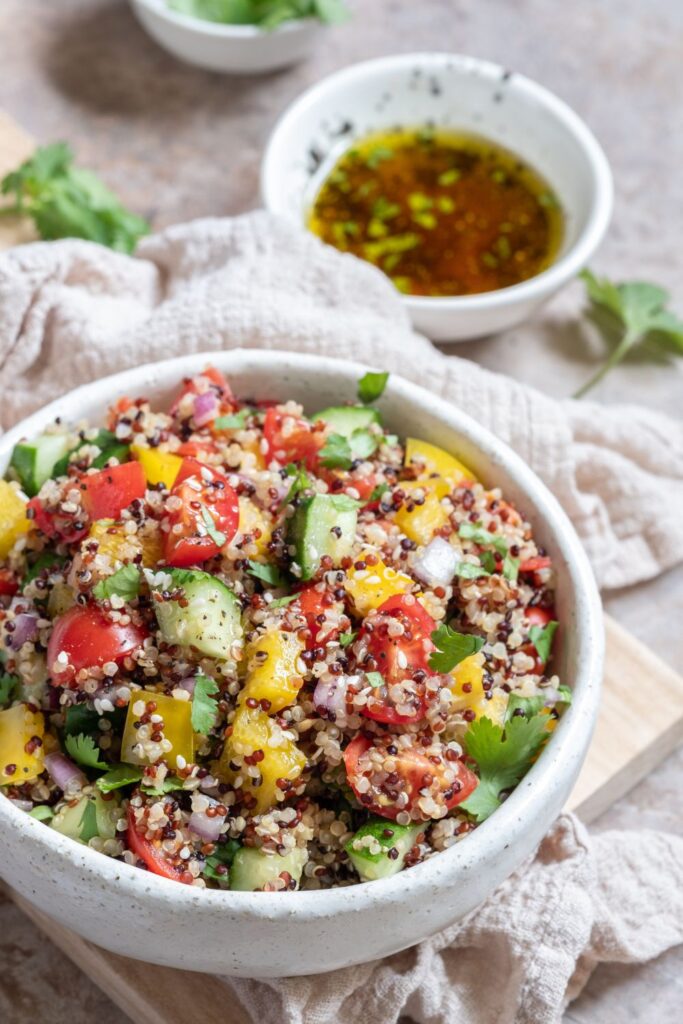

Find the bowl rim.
xmin=131 ymin=0 xmax=320 ymax=38
xmin=0 ymin=348 xmax=604 ymax=919
xmin=261 ymin=51 xmax=614 ymax=311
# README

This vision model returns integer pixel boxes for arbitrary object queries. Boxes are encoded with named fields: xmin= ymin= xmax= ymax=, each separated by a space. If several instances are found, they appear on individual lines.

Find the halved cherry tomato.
xmin=126 ymin=805 xmax=190 ymax=883
xmin=263 ymin=407 xmax=324 ymax=470
xmin=520 ymin=556 xmax=552 ymax=574
xmin=80 ymin=461 xmax=146 ymax=522
xmin=344 ymin=733 xmax=478 ymax=821
xmin=522 ymin=605 xmax=557 ymax=672
xmin=359 ymin=594 xmax=438 ymax=724
xmin=176 ymin=441 xmax=219 ymax=460
xmin=47 ymin=605 xmax=148 ymax=685
xmin=0 ymin=569 xmax=18 ymax=597
xmin=170 ymin=367 xmax=234 ymax=420
xmin=164 ymin=458 xmax=239 ymax=567
xmin=294 ymin=584 xmax=342 ymax=650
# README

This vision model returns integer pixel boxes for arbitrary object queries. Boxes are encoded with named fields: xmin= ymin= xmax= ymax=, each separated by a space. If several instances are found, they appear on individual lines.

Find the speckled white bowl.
xmin=0 ymin=350 xmax=603 ymax=976
xmin=261 ymin=53 xmax=613 ymax=341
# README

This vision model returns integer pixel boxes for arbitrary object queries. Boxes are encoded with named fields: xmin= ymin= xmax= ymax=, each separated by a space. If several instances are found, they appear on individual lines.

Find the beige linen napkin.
xmin=1 ymin=212 xmax=683 ymax=1021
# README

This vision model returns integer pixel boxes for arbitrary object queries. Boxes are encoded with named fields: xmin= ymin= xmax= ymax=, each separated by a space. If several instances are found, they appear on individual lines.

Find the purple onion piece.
xmin=44 ymin=752 xmax=87 ymax=792
xmin=314 ymin=675 xmax=352 ymax=720
xmin=193 ymin=390 xmax=218 ymax=428
xmin=9 ymin=613 xmax=39 ymax=651
xmin=189 ymin=809 xmax=225 ymax=842
xmin=179 ymin=676 xmax=197 ymax=697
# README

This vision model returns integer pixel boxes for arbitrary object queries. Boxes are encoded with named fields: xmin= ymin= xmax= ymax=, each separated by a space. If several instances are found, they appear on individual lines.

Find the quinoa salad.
xmin=0 ymin=366 xmax=568 ymax=891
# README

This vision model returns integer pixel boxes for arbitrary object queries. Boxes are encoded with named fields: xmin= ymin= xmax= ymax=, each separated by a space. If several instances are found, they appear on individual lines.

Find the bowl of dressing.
xmin=261 ymin=53 xmax=613 ymax=341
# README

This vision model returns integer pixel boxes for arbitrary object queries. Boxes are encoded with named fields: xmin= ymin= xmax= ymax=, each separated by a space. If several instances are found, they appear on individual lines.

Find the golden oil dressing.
xmin=307 ymin=127 xmax=564 ymax=297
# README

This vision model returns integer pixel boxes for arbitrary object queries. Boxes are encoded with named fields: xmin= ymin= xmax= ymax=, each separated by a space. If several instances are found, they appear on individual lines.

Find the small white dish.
xmin=261 ymin=53 xmax=614 ymax=341
xmin=129 ymin=0 xmax=325 ymax=74
xmin=0 ymin=349 xmax=604 ymax=976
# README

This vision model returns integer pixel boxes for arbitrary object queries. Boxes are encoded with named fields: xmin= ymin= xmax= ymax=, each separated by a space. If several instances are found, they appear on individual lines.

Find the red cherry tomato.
xmin=175 ymin=441 xmax=219 ymax=460
xmin=80 ymin=461 xmax=146 ymax=522
xmin=344 ymin=734 xmax=478 ymax=822
xmin=47 ymin=605 xmax=148 ymax=685
xmin=523 ymin=605 xmax=557 ymax=672
xmin=164 ymin=458 xmax=239 ymax=568
xmin=323 ymin=470 xmax=379 ymax=503
xmin=126 ymin=805 xmax=190 ymax=883
xmin=294 ymin=584 xmax=342 ymax=650
xmin=263 ymin=407 xmax=324 ymax=470
xmin=169 ymin=367 xmax=234 ymax=419
xmin=106 ymin=396 xmax=134 ymax=432
xmin=0 ymin=569 xmax=18 ymax=597
xmin=359 ymin=595 xmax=438 ymax=724
xmin=519 ymin=556 xmax=552 ymax=574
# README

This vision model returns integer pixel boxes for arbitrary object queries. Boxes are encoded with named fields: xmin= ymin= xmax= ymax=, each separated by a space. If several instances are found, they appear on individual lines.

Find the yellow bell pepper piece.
xmin=344 ymin=552 xmax=415 ymax=617
xmin=238 ymin=497 xmax=273 ymax=561
xmin=131 ymin=445 xmax=183 ymax=490
xmin=450 ymin=653 xmax=507 ymax=726
xmin=0 ymin=480 xmax=30 ymax=559
xmin=405 ymin=438 xmax=476 ymax=486
xmin=217 ymin=706 xmax=306 ymax=814
xmin=240 ymin=631 xmax=304 ymax=713
xmin=121 ymin=690 xmax=194 ymax=770
xmin=0 ymin=704 xmax=45 ymax=786
xmin=394 ymin=479 xmax=450 ymax=546
xmin=88 ymin=519 xmax=163 ymax=569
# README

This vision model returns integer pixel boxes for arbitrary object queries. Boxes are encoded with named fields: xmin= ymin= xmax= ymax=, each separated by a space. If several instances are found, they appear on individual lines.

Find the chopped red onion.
xmin=179 ymin=676 xmax=197 ymax=697
xmin=314 ymin=675 xmax=353 ymax=720
xmin=44 ymin=752 xmax=87 ymax=792
xmin=412 ymin=537 xmax=459 ymax=587
xmin=189 ymin=808 xmax=225 ymax=842
xmin=9 ymin=612 xmax=39 ymax=651
xmin=193 ymin=390 xmax=218 ymax=427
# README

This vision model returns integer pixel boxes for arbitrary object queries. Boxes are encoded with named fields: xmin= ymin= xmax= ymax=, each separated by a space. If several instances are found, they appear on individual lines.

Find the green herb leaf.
xmin=269 ymin=593 xmax=298 ymax=609
xmin=96 ymin=764 xmax=143 ymax=793
xmin=191 ymin=672 xmax=220 ymax=734
xmin=349 ymin=428 xmax=379 ymax=460
xmin=214 ymin=409 xmax=250 ymax=430
xmin=460 ymin=713 xmax=549 ymax=822
xmin=502 ymin=553 xmax=520 ymax=583
xmin=528 ymin=620 xmax=558 ymax=664
xmin=366 ymin=671 xmax=384 ymax=688
xmin=201 ymin=506 xmax=227 ymax=548
xmin=557 ymin=683 xmax=573 ymax=705
xmin=0 ymin=673 xmax=18 ymax=707
xmin=458 ymin=521 xmax=508 ymax=557
xmin=479 ymin=550 xmax=497 ymax=575
xmin=63 ymin=703 xmax=100 ymax=737
xmin=278 ymin=462 xmax=312 ymax=511
xmin=369 ymin=483 xmax=389 ymax=502
xmin=357 ymin=370 xmax=389 ymax=404
xmin=64 ymin=733 xmax=107 ymax=770
xmin=339 ymin=630 xmax=358 ymax=648
xmin=574 ymin=269 xmax=683 ymax=398
xmin=455 ymin=561 xmax=490 ymax=580
xmin=79 ymin=799 xmax=100 ymax=842
xmin=1 ymin=142 xmax=148 ymax=253
xmin=203 ymin=838 xmax=241 ymax=883
xmin=28 ymin=805 xmax=54 ymax=822
xmin=141 ymin=776 xmax=185 ymax=796
xmin=247 ymin=560 xmax=286 ymax=587
xmin=93 ymin=564 xmax=141 ymax=602
xmin=505 ymin=692 xmax=546 ymax=722
xmin=429 ymin=625 xmax=485 ymax=673
xmin=319 ymin=432 xmax=352 ymax=469
xmin=328 ymin=494 xmax=363 ymax=512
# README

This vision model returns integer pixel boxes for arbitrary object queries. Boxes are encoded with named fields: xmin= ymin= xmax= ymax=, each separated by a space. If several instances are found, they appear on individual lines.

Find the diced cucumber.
xmin=152 ymin=568 xmax=242 ymax=659
xmin=51 ymin=791 xmax=119 ymax=844
xmin=229 ymin=845 xmax=308 ymax=892
xmin=313 ymin=405 xmax=381 ymax=437
xmin=344 ymin=817 xmax=423 ymax=882
xmin=10 ymin=433 xmax=72 ymax=496
xmin=288 ymin=494 xmax=358 ymax=581
xmin=53 ymin=430 xmax=129 ymax=478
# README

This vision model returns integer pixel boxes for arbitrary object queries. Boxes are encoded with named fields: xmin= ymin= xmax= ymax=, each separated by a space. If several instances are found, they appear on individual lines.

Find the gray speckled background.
xmin=0 ymin=1 xmax=682 ymax=1021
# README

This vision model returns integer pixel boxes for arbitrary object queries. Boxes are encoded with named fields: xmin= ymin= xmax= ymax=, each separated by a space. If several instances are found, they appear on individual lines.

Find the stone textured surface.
xmin=0 ymin=0 xmax=681 ymax=1021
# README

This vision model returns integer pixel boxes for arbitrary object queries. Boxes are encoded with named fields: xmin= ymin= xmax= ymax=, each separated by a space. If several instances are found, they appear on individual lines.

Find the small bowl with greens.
xmin=129 ymin=0 xmax=347 ymax=74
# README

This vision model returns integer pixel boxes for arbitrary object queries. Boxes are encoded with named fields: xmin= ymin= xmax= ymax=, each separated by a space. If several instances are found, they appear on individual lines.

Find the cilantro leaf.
xmin=369 ymin=482 xmax=389 ymax=502
xmin=64 ymin=733 xmax=107 ymax=770
xmin=339 ymin=630 xmax=357 ymax=648
xmin=93 ymin=564 xmax=141 ymax=602
xmin=0 ymin=673 xmax=18 ymax=707
xmin=429 ymin=624 xmax=484 ymax=673
xmin=214 ymin=408 xmax=252 ymax=430
xmin=79 ymin=799 xmax=100 ymax=842
xmin=357 ymin=370 xmax=389 ymax=404
xmin=502 ymin=553 xmax=520 ymax=583
xmin=203 ymin=838 xmax=241 ymax=883
xmin=479 ymin=550 xmax=497 ymax=575
xmin=319 ymin=433 xmax=352 ymax=469
xmin=191 ymin=672 xmax=220 ymax=734
xmin=349 ymin=428 xmax=379 ymax=461
xmin=529 ymin=620 xmax=558 ymax=663
xmin=278 ymin=462 xmax=312 ymax=511
xmin=455 ymin=561 xmax=490 ymax=580
xmin=201 ymin=506 xmax=227 ymax=547
xmin=574 ymin=269 xmax=683 ymax=397
xmin=458 ymin=521 xmax=508 ymax=556
xmin=366 ymin=671 xmax=384 ymax=687
xmin=269 ymin=593 xmax=298 ymax=609
xmin=1 ymin=142 xmax=148 ymax=253
xmin=460 ymin=713 xmax=549 ymax=822
xmin=96 ymin=764 xmax=143 ymax=793
xmin=505 ymin=684 xmax=571 ymax=724
xmin=141 ymin=775 xmax=185 ymax=796
xmin=247 ymin=559 xmax=286 ymax=587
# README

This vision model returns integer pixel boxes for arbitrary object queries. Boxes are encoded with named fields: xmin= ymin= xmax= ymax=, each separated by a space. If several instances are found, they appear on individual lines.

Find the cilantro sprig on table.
xmin=0 ymin=142 xmax=148 ymax=253
xmin=574 ymin=269 xmax=683 ymax=397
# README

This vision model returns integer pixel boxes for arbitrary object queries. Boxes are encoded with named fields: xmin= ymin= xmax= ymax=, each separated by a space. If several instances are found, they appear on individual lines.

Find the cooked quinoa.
xmin=0 ymin=366 xmax=567 ymax=891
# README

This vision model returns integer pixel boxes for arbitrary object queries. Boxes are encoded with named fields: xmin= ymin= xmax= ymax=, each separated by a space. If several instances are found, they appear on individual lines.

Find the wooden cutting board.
xmin=2 ymin=110 xmax=683 ymax=1024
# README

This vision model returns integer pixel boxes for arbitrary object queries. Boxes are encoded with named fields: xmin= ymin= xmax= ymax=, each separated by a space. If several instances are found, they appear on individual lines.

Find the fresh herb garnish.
xmin=502 ymin=553 xmax=520 ymax=583
xmin=64 ymin=733 xmax=107 ymax=770
xmin=96 ymin=764 xmax=144 ymax=793
xmin=357 ymin=370 xmax=389 ymax=404
xmin=201 ymin=506 xmax=227 ymax=548
xmin=460 ymin=713 xmax=549 ymax=822
xmin=368 ymin=482 xmax=389 ymax=502
xmin=574 ymin=270 xmax=683 ymax=398
xmin=93 ymin=564 xmax=141 ymax=602
xmin=269 ymin=593 xmax=298 ymax=609
xmin=203 ymin=838 xmax=241 ymax=883
xmin=28 ymin=805 xmax=54 ymax=822
xmin=328 ymin=494 xmax=363 ymax=512
xmin=214 ymin=408 xmax=252 ymax=430
xmin=366 ymin=671 xmax=384 ymax=688
xmin=455 ymin=561 xmax=491 ymax=580
xmin=458 ymin=521 xmax=508 ymax=556
xmin=505 ymin=685 xmax=571 ymax=724
xmin=0 ymin=142 xmax=148 ymax=253
xmin=169 ymin=0 xmax=348 ymax=29
xmin=247 ymin=560 xmax=286 ymax=588
xmin=79 ymin=799 xmax=100 ymax=842
xmin=479 ymin=550 xmax=497 ymax=575
xmin=429 ymin=625 xmax=485 ymax=673
xmin=339 ymin=630 xmax=358 ymax=648
xmin=318 ymin=429 xmax=379 ymax=469
xmin=0 ymin=674 xmax=18 ymax=706
xmin=191 ymin=672 xmax=220 ymax=734
xmin=528 ymin=620 xmax=559 ymax=664
xmin=279 ymin=462 xmax=312 ymax=510
xmin=141 ymin=776 xmax=185 ymax=796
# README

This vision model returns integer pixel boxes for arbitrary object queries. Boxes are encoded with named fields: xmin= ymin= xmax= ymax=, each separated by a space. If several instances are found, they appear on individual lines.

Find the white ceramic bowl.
xmin=129 ymin=0 xmax=325 ymax=74
xmin=261 ymin=53 xmax=614 ymax=342
xmin=0 ymin=349 xmax=603 ymax=976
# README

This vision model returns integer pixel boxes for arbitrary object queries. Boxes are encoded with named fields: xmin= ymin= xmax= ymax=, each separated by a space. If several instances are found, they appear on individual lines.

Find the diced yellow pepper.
xmin=405 ymin=438 xmax=477 ymax=486
xmin=0 ymin=704 xmax=45 ymax=786
xmin=394 ymin=479 xmax=450 ymax=546
xmin=240 ymin=631 xmax=304 ymax=713
xmin=450 ymin=653 xmax=508 ymax=727
xmin=239 ymin=438 xmax=266 ymax=472
xmin=131 ymin=445 xmax=183 ymax=490
xmin=121 ymin=690 xmax=194 ymax=770
xmin=217 ymin=706 xmax=306 ymax=814
xmin=344 ymin=552 xmax=416 ymax=617
xmin=238 ymin=497 xmax=273 ymax=561
xmin=88 ymin=519 xmax=163 ymax=569
xmin=0 ymin=480 xmax=30 ymax=559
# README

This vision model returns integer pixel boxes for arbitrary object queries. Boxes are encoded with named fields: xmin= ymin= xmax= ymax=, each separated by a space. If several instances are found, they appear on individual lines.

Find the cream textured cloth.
xmin=1 ymin=212 xmax=683 ymax=1022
